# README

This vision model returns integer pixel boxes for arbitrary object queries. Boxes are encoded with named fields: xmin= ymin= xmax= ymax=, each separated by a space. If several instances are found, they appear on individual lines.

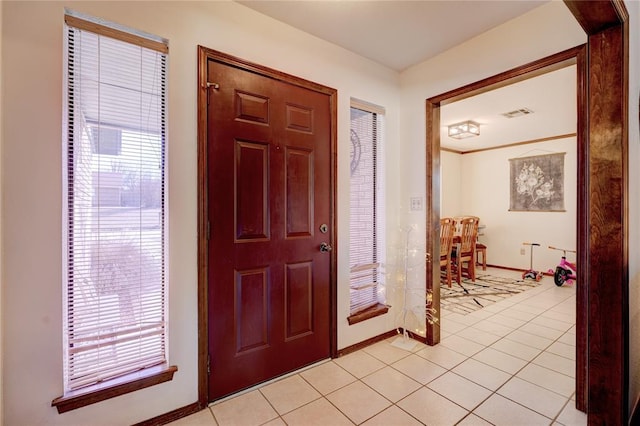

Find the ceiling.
xmin=237 ymin=1 xmax=549 ymax=72
xmin=237 ymin=0 xmax=577 ymax=152
xmin=440 ymin=64 xmax=576 ymax=153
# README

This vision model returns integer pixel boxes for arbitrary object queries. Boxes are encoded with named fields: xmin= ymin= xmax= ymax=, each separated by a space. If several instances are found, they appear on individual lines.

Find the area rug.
xmin=441 ymin=274 xmax=540 ymax=315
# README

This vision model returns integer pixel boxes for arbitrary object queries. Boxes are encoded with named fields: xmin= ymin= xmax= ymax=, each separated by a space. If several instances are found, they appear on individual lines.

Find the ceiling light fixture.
xmin=447 ymin=120 xmax=480 ymax=139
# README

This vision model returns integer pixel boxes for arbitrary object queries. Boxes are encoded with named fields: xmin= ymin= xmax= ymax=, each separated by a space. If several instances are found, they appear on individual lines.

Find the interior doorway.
xmin=425 ymin=2 xmax=630 ymax=422
xmin=437 ymin=63 xmax=579 ymax=387
xmin=438 ymin=64 xmax=578 ymax=274
xmin=425 ymin=46 xmax=588 ymax=410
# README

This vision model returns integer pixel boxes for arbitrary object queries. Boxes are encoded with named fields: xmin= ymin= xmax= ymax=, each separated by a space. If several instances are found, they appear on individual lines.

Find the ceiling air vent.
xmin=502 ymin=108 xmax=534 ymax=119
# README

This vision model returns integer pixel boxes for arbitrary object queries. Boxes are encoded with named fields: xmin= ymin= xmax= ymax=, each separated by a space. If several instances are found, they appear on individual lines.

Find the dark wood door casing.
xmin=564 ymin=1 xmax=629 ymax=424
xmin=197 ymin=46 xmax=338 ymax=405
xmin=426 ymin=1 xmax=629 ymax=423
xmin=425 ymin=47 xmax=587 ymax=407
xmin=425 ymin=46 xmax=584 ymax=340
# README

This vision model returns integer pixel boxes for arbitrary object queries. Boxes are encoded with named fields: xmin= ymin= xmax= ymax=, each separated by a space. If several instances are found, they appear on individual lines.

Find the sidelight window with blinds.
xmin=60 ymin=11 xmax=171 ymax=402
xmin=349 ymin=101 xmax=386 ymax=322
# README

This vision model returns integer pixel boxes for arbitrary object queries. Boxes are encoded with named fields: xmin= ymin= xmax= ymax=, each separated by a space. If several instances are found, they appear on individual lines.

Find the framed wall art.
xmin=509 ymin=152 xmax=565 ymax=212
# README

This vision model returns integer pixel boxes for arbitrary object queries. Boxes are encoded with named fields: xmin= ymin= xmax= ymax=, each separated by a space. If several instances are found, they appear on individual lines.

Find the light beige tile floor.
xmin=170 ymin=267 xmax=587 ymax=425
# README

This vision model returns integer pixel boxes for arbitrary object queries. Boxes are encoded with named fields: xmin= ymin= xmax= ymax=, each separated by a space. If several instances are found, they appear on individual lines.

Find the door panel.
xmin=234 ymin=268 xmax=270 ymax=354
xmin=206 ymin=57 xmax=333 ymax=400
xmin=235 ymin=140 xmax=269 ymax=241
xmin=286 ymin=148 xmax=313 ymax=237
xmin=285 ymin=261 xmax=313 ymax=340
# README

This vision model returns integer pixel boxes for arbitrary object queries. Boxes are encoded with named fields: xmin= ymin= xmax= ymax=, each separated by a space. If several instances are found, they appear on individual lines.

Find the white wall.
xmin=626 ymin=0 xmax=640 ymax=417
xmin=0 ymin=0 xmax=4 ymax=423
xmin=442 ymin=138 xmax=577 ymax=272
xmin=441 ymin=150 xmax=462 ymax=217
xmin=1 ymin=1 xmax=401 ymax=424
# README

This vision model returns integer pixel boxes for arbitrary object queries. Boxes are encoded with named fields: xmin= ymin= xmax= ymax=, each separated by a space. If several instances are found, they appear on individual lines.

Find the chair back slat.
xmin=459 ymin=216 xmax=479 ymax=254
xmin=440 ymin=217 xmax=456 ymax=258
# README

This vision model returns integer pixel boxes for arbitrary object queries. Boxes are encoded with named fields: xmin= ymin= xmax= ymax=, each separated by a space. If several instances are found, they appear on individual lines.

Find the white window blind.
xmin=349 ymin=103 xmax=385 ymax=316
xmin=63 ymin=13 xmax=168 ymax=392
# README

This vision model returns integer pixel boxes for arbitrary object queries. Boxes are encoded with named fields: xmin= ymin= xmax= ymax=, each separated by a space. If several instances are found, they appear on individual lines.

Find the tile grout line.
xmin=442 ymin=275 xmax=579 ymax=422
xmin=200 ymin=268 xmax=583 ymax=426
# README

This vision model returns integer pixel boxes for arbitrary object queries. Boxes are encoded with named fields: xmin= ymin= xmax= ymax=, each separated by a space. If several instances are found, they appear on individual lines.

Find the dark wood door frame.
xmin=426 ymin=42 xmax=587 ymax=407
xmin=196 ymin=46 xmax=338 ymax=405
xmin=566 ymin=1 xmax=629 ymax=424
xmin=426 ymin=1 xmax=629 ymax=424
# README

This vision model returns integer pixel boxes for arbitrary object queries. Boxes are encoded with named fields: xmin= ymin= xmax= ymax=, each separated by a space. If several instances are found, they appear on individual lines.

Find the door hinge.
xmin=207 ymin=221 xmax=211 ymax=240
xmin=207 ymin=354 xmax=211 ymax=374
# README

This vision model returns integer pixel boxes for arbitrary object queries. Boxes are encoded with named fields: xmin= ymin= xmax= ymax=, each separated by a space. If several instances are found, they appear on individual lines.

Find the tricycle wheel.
xmin=554 ymin=267 xmax=569 ymax=286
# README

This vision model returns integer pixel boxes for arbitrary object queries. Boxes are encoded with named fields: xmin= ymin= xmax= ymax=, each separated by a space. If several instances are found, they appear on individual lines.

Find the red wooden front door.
xmin=206 ymin=55 xmax=334 ymax=400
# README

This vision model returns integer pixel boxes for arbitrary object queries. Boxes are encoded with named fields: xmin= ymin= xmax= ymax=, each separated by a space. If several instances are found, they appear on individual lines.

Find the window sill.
xmin=347 ymin=303 xmax=389 ymax=325
xmin=52 ymin=364 xmax=178 ymax=414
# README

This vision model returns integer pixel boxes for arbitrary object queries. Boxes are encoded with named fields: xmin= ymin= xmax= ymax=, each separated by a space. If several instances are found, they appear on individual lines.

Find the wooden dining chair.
xmin=453 ymin=216 xmax=479 ymax=284
xmin=476 ymin=242 xmax=487 ymax=270
xmin=439 ymin=217 xmax=457 ymax=287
